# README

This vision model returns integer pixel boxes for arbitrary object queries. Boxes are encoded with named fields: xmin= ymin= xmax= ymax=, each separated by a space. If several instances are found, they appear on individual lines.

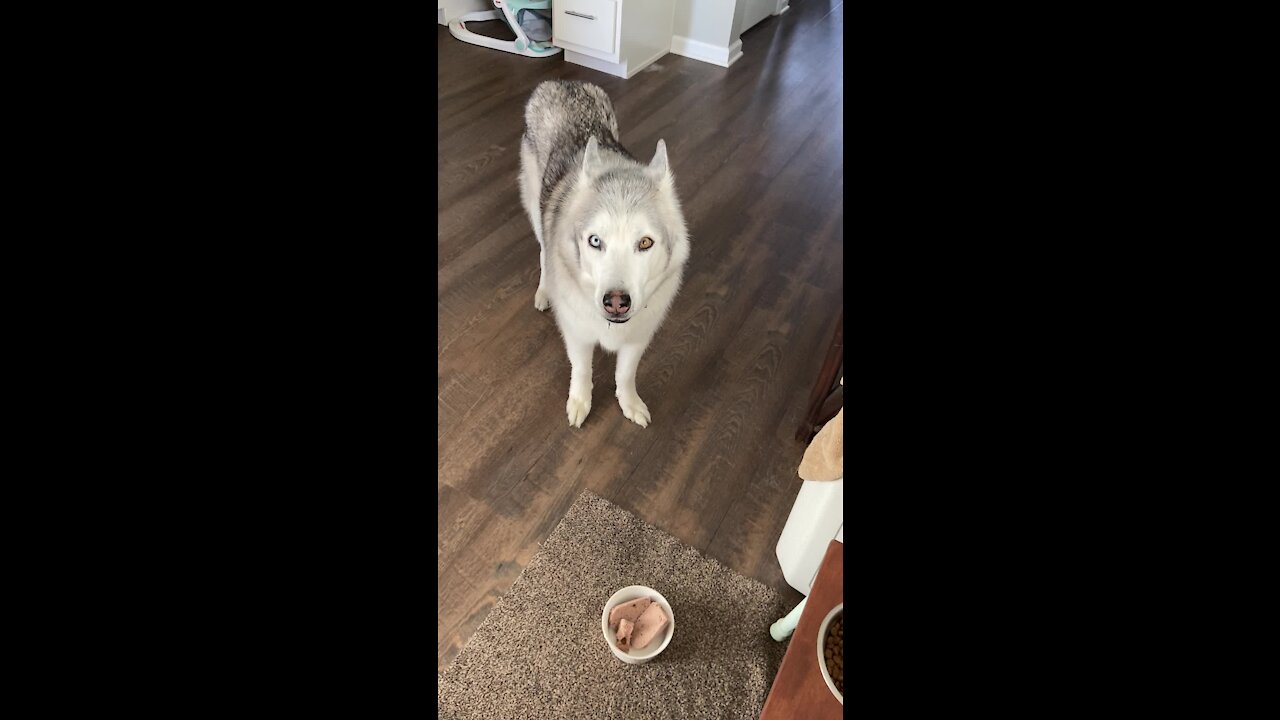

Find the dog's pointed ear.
xmin=581 ymin=136 xmax=603 ymax=178
xmin=649 ymin=139 xmax=670 ymax=177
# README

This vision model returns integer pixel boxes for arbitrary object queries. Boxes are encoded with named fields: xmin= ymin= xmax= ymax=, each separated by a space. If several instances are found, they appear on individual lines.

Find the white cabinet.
xmin=776 ymin=478 xmax=844 ymax=596
xmin=553 ymin=0 xmax=677 ymax=79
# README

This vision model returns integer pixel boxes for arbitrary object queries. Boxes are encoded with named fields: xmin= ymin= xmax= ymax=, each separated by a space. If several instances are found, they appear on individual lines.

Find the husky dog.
xmin=519 ymin=81 xmax=690 ymax=428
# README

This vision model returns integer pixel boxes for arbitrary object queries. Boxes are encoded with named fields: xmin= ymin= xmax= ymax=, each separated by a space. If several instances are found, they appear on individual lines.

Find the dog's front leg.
xmin=615 ymin=342 xmax=651 ymax=428
xmin=564 ymin=336 xmax=594 ymax=428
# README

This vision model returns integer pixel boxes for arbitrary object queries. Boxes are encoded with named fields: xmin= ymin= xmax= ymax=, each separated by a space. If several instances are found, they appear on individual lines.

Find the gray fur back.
xmin=523 ymin=81 xmax=635 ymax=208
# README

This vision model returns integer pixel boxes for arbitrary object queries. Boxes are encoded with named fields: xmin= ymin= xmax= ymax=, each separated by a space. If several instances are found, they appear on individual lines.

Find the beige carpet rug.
xmin=438 ymin=491 xmax=790 ymax=719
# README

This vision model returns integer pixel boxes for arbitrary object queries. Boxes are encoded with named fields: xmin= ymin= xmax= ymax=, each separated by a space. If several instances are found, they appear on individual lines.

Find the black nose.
xmin=603 ymin=291 xmax=632 ymax=315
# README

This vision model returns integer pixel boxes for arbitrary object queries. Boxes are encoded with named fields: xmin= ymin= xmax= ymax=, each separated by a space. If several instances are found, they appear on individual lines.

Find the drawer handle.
xmin=564 ymin=10 xmax=596 ymax=20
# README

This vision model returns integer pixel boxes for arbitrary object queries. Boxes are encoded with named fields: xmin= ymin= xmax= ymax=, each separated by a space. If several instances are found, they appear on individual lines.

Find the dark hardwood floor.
xmin=438 ymin=0 xmax=843 ymax=671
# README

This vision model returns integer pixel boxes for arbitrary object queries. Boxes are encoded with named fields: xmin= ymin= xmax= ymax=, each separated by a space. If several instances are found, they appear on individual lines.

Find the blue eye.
xmin=588 ymin=234 xmax=602 ymax=249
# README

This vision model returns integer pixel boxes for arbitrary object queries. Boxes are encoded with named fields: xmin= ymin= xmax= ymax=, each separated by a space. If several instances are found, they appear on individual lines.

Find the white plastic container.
xmin=775 ymin=477 xmax=843 ymax=595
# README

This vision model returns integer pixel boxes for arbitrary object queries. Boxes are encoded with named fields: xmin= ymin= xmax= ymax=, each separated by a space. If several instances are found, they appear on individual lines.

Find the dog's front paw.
xmin=617 ymin=392 xmax=651 ymax=428
xmin=566 ymin=392 xmax=592 ymax=428
xmin=534 ymin=287 xmax=550 ymax=311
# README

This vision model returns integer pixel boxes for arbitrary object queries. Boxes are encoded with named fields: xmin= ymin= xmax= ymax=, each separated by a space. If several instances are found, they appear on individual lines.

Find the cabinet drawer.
xmin=554 ymin=0 xmax=617 ymax=55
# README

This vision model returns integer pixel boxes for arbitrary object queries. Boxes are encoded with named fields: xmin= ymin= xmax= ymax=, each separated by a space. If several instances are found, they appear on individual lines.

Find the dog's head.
xmin=567 ymin=137 xmax=690 ymax=324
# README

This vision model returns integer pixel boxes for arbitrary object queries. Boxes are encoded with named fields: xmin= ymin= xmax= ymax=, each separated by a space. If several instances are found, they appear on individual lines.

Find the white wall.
xmin=731 ymin=0 xmax=748 ymax=40
xmin=671 ymin=0 xmax=784 ymax=67
xmin=735 ymin=0 xmax=786 ymax=38
xmin=671 ymin=0 xmax=744 ymax=67
xmin=443 ymin=0 xmax=491 ymax=23
xmin=673 ymin=0 xmax=737 ymax=48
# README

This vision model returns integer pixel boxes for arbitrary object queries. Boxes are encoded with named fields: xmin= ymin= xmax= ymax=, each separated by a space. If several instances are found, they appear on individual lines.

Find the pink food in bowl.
xmin=616 ymin=618 xmax=635 ymax=650
xmin=608 ymin=597 xmax=669 ymax=652
xmin=603 ymin=586 xmax=676 ymax=664
xmin=628 ymin=602 xmax=669 ymax=650
xmin=608 ymin=597 xmax=652 ymax=629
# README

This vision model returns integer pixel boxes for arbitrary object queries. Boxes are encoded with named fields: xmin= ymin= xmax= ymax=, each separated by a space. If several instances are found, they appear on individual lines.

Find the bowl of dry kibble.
xmin=816 ymin=603 xmax=843 ymax=704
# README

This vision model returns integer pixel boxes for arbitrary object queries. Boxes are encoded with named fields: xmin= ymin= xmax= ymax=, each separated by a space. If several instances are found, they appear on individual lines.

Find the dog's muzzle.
xmin=603 ymin=291 xmax=632 ymax=323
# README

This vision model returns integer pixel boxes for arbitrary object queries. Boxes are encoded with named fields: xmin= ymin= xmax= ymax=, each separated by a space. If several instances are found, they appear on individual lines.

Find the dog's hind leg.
xmin=614 ymin=342 xmax=652 ymax=428
xmin=519 ymin=136 xmax=550 ymax=311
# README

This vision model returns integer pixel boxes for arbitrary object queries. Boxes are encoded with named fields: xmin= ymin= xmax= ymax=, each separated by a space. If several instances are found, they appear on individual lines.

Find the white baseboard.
xmin=628 ymin=48 xmax=668 ymax=77
xmin=438 ymin=9 xmax=446 ymax=25
xmin=726 ymin=39 xmax=743 ymax=67
xmin=670 ymin=36 xmax=743 ymax=68
xmin=564 ymin=50 xmax=627 ymax=79
xmin=563 ymin=47 xmax=668 ymax=79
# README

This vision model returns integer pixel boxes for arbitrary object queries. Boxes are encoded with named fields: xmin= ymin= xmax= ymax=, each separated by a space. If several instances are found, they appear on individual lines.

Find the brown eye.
xmin=638 ymin=237 xmax=654 ymax=250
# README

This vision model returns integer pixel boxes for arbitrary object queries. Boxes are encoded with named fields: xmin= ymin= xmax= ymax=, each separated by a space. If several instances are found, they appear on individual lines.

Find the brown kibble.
xmin=822 ymin=612 xmax=844 ymax=695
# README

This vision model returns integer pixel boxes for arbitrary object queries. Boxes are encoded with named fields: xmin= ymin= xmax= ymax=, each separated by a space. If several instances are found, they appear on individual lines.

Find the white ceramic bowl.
xmin=816 ymin=603 xmax=844 ymax=704
xmin=601 ymin=586 xmax=675 ymax=664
